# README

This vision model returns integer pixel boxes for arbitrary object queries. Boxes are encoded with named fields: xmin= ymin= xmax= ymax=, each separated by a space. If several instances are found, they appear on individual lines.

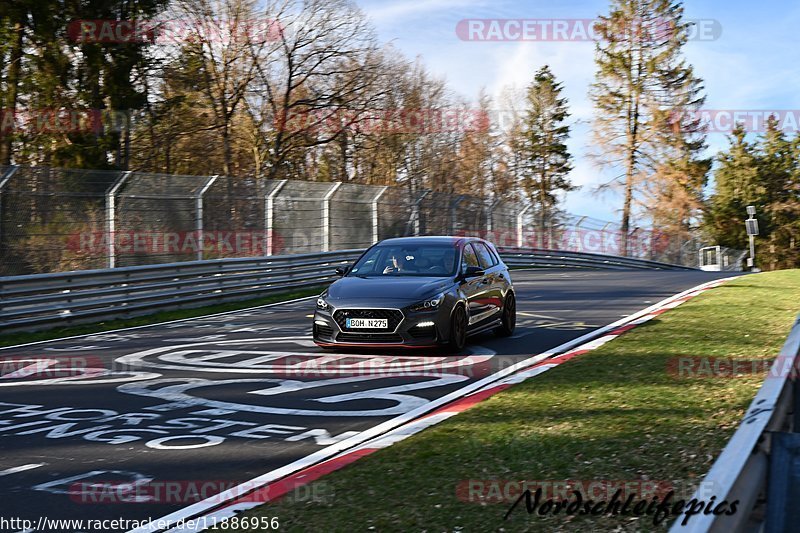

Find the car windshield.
xmin=348 ymin=243 xmax=459 ymax=277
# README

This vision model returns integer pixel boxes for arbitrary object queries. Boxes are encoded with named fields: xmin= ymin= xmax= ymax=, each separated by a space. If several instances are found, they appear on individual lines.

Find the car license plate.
xmin=346 ymin=318 xmax=388 ymax=329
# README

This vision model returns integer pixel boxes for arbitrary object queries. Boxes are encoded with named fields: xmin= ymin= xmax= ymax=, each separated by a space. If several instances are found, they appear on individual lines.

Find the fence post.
xmin=105 ymin=171 xmax=131 ymax=268
xmin=322 ymin=182 xmax=342 ymax=252
xmin=0 ymin=165 xmax=20 ymax=263
xmin=572 ymin=216 xmax=587 ymax=252
xmin=679 ymin=241 xmax=691 ymax=267
xmin=600 ymin=222 xmax=612 ymax=254
xmin=629 ymin=227 xmax=641 ymax=258
xmin=449 ymin=195 xmax=464 ymax=235
xmin=516 ymin=205 xmax=531 ymax=248
xmin=372 ymin=186 xmax=388 ymax=244
xmin=196 ymin=175 xmax=218 ymax=261
xmin=409 ymin=190 xmax=430 ymax=236
xmin=486 ymin=199 xmax=500 ymax=233
xmin=265 ymin=180 xmax=288 ymax=256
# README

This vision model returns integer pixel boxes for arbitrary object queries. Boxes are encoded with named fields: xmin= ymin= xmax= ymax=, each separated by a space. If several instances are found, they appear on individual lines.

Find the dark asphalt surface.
xmin=0 ymin=269 xmax=737 ymax=531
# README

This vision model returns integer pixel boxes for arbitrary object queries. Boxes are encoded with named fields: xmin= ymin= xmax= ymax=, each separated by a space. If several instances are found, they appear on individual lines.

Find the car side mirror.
xmin=462 ymin=265 xmax=485 ymax=278
xmin=335 ymin=265 xmax=349 ymax=276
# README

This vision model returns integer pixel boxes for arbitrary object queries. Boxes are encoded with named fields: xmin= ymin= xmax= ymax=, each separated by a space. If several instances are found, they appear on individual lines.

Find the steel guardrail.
xmin=498 ymin=247 xmax=697 ymax=271
xmin=669 ymin=314 xmax=800 ymax=533
xmin=0 ymin=247 xmax=696 ymax=332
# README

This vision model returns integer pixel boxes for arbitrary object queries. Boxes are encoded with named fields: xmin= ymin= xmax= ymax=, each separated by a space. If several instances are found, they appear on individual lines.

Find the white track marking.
xmin=0 ymin=463 xmax=45 ymax=477
xmin=116 ymin=338 xmax=494 ymax=375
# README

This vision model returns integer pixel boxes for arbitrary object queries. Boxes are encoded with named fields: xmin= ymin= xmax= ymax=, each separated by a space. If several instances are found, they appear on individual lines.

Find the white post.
xmin=0 ymin=165 xmax=20 ymax=260
xmin=600 ymin=222 xmax=612 ymax=254
xmin=486 ymin=199 xmax=501 ymax=232
xmin=573 ymin=216 xmax=587 ymax=252
xmin=322 ymin=182 xmax=342 ymax=252
xmin=372 ymin=186 xmax=388 ymax=244
xmin=105 ymin=170 xmax=131 ymax=268
xmin=450 ymin=195 xmax=464 ymax=234
xmin=196 ymin=175 xmax=218 ymax=261
xmin=516 ymin=205 xmax=531 ymax=248
xmin=265 ymin=179 xmax=288 ymax=256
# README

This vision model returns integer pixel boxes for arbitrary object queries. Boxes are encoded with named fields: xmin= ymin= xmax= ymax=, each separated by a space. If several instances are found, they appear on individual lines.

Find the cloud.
xmin=362 ymin=0 xmax=488 ymax=24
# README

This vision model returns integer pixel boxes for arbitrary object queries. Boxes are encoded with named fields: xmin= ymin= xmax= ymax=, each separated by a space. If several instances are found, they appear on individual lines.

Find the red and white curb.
xmin=133 ymin=276 xmax=736 ymax=532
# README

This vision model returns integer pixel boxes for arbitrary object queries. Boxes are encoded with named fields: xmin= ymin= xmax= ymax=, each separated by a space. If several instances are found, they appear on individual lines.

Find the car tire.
xmin=448 ymin=304 xmax=468 ymax=352
xmin=495 ymin=291 xmax=516 ymax=337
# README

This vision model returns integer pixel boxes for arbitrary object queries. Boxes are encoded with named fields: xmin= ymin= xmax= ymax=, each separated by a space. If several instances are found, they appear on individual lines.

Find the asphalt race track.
xmin=0 ymin=269 xmax=737 ymax=532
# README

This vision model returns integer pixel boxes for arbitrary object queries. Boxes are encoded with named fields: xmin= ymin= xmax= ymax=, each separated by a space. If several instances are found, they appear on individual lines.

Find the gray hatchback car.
xmin=312 ymin=236 xmax=516 ymax=351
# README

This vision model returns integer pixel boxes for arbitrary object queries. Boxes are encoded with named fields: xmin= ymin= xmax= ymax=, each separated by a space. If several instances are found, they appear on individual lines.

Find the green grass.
xmin=243 ymin=270 xmax=800 ymax=532
xmin=0 ymin=286 xmax=323 ymax=348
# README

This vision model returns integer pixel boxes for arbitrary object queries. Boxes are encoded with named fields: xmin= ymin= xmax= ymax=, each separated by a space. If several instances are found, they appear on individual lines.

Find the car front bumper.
xmin=312 ymin=305 xmax=447 ymax=348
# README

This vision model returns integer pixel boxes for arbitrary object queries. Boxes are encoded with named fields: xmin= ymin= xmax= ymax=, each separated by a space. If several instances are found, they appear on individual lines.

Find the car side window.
xmin=486 ymin=243 xmax=502 ymax=265
xmin=461 ymin=244 xmax=480 ymax=274
xmin=474 ymin=242 xmax=497 ymax=269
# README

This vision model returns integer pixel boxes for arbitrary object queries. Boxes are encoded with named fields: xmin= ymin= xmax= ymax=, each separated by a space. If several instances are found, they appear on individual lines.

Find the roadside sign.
xmin=746 ymin=219 xmax=759 ymax=236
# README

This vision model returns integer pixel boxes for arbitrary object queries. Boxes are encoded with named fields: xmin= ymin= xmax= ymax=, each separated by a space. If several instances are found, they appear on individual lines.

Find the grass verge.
xmin=243 ymin=270 xmax=800 ymax=532
xmin=0 ymin=286 xmax=323 ymax=348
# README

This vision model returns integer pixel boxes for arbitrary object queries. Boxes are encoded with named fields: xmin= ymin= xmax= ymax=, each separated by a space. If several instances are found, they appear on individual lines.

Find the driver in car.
xmin=383 ymin=253 xmax=413 ymax=274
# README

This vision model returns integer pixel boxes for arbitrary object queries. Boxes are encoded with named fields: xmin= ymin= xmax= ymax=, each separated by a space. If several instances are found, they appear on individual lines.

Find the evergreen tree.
xmin=706 ymin=124 xmax=762 ymax=250
xmin=0 ymin=0 xmax=169 ymax=169
xmin=760 ymin=116 xmax=799 ymax=268
xmin=707 ymin=118 xmax=800 ymax=269
xmin=590 ymin=0 xmax=706 ymax=254
xmin=513 ymin=65 xmax=575 ymax=239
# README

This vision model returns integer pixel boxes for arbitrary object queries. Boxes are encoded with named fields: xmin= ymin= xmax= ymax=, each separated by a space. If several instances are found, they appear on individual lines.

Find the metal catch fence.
xmin=0 ymin=164 xmax=711 ymax=276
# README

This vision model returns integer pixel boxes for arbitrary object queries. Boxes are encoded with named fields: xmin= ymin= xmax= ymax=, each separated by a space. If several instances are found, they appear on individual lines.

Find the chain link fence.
xmin=0 ymin=164 xmax=717 ymax=276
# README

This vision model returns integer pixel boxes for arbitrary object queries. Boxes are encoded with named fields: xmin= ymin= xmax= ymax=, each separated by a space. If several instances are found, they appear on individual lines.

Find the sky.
xmin=356 ymin=0 xmax=800 ymax=223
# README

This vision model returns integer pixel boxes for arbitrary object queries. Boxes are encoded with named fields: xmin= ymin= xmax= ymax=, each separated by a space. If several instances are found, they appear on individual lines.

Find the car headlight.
xmin=316 ymin=296 xmax=329 ymax=310
xmin=409 ymin=293 xmax=444 ymax=312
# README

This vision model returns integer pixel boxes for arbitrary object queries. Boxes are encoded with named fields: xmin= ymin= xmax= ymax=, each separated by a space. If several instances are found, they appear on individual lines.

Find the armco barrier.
xmin=498 ymin=247 xmax=697 ymax=271
xmin=0 ymin=247 xmax=694 ymax=333
xmin=669 ymin=314 xmax=800 ymax=533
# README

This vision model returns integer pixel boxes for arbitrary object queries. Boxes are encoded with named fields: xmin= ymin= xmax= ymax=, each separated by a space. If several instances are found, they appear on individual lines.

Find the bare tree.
xmin=170 ymin=0 xmax=272 ymax=177
xmin=244 ymin=0 xmax=385 ymax=180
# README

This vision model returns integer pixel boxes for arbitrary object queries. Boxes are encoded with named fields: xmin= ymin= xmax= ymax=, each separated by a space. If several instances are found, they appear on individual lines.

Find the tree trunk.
xmin=621 ymin=152 xmax=635 ymax=256
xmin=1 ymin=21 xmax=24 ymax=165
xmin=222 ymin=123 xmax=232 ymax=177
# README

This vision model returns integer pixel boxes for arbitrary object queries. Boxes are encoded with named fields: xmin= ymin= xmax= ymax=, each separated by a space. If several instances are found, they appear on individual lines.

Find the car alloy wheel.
xmin=449 ymin=305 xmax=467 ymax=351
xmin=495 ymin=291 xmax=516 ymax=337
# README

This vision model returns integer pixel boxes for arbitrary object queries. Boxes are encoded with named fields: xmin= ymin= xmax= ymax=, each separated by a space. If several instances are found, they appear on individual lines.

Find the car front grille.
xmin=336 ymin=332 xmax=404 ymax=343
xmin=333 ymin=308 xmax=404 ymax=332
